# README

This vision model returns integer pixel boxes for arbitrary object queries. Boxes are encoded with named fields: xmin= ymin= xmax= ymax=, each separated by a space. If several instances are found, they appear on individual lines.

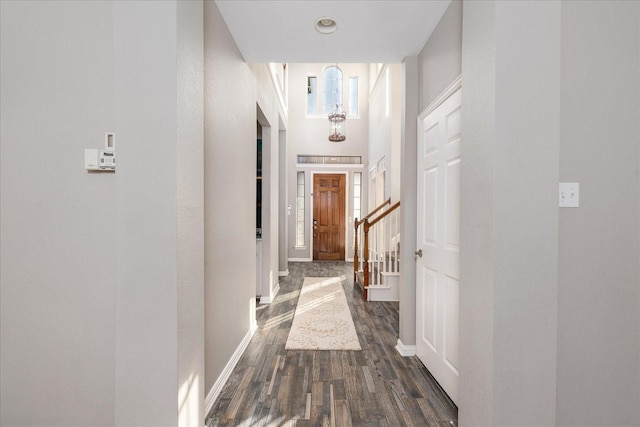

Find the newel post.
xmin=363 ymin=219 xmax=370 ymax=300
xmin=354 ymin=218 xmax=359 ymax=283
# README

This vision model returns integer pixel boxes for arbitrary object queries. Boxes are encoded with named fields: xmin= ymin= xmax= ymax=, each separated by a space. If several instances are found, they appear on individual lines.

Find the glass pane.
xmin=349 ymin=77 xmax=358 ymax=116
xmin=323 ymin=66 xmax=343 ymax=114
xmin=307 ymin=76 xmax=317 ymax=115
xmin=296 ymin=171 xmax=305 ymax=246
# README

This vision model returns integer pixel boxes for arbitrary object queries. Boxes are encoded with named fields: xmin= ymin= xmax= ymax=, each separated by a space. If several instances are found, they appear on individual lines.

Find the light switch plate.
xmin=559 ymin=182 xmax=579 ymax=208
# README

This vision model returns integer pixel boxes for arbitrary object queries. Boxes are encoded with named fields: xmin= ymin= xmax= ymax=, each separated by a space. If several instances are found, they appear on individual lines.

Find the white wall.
xmin=557 ymin=2 xmax=640 ymax=425
xmin=287 ymin=63 xmax=369 ymax=261
xmin=368 ymin=64 xmax=402 ymax=204
xmin=1 ymin=2 xmax=117 ymax=424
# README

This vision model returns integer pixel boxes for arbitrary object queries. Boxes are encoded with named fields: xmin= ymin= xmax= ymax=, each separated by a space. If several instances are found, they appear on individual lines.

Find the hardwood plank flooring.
xmin=206 ymin=261 xmax=457 ymax=426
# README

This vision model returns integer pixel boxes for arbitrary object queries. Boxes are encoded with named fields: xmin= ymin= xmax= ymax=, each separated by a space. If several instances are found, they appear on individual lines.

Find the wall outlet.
xmin=559 ymin=182 xmax=579 ymax=208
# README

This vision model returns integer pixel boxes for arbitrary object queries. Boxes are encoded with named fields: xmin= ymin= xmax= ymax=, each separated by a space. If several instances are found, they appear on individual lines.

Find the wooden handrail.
xmin=366 ymin=201 xmax=400 ymax=229
xmin=354 ymin=197 xmax=392 ymax=283
xmin=355 ymin=198 xmax=391 ymax=227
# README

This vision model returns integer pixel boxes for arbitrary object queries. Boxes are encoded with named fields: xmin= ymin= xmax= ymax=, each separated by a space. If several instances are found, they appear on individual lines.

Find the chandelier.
xmin=328 ymin=103 xmax=346 ymax=142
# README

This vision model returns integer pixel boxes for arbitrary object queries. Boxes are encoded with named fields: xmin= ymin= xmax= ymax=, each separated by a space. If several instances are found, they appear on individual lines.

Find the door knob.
xmin=415 ymin=249 xmax=423 ymax=258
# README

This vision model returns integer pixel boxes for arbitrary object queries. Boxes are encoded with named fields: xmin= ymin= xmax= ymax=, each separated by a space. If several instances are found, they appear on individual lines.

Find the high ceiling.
xmin=214 ymin=0 xmax=452 ymax=63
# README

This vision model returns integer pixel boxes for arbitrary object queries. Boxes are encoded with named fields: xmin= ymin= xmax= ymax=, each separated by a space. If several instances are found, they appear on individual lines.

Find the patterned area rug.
xmin=285 ymin=276 xmax=361 ymax=350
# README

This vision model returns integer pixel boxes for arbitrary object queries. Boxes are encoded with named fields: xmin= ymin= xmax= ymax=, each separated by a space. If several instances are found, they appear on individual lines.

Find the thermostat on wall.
xmin=85 ymin=132 xmax=116 ymax=171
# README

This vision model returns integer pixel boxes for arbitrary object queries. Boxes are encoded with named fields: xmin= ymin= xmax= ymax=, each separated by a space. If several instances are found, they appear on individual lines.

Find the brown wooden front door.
xmin=313 ymin=174 xmax=346 ymax=261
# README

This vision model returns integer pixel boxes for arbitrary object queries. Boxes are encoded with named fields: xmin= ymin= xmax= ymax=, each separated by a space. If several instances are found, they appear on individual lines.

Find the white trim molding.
xmin=288 ymin=257 xmax=312 ymax=262
xmin=267 ymin=63 xmax=288 ymax=121
xmin=419 ymin=74 xmax=462 ymax=119
xmin=395 ymin=339 xmax=416 ymax=357
xmin=296 ymin=163 xmax=365 ymax=169
xmin=205 ymin=322 xmax=258 ymax=416
xmin=260 ymin=282 xmax=280 ymax=304
xmin=278 ymin=270 xmax=289 ymax=277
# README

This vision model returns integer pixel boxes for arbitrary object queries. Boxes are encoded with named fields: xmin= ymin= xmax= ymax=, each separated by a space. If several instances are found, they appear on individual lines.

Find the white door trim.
xmin=415 ymin=84 xmax=462 ymax=405
xmin=419 ymin=74 xmax=462 ymax=120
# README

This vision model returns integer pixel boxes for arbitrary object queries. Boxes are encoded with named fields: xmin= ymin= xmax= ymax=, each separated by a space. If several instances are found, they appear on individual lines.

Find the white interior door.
xmin=416 ymin=88 xmax=461 ymax=405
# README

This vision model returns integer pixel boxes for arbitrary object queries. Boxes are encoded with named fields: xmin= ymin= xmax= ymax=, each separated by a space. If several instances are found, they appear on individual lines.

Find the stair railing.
xmin=362 ymin=201 xmax=400 ymax=299
xmin=354 ymin=198 xmax=391 ymax=282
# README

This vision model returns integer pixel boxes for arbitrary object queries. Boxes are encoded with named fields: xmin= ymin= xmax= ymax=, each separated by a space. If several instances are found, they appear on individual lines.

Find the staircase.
xmin=354 ymin=199 xmax=401 ymax=301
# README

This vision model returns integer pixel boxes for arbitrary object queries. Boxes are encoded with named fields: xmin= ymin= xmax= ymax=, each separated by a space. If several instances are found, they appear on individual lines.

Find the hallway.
xmin=206 ymin=262 xmax=457 ymax=426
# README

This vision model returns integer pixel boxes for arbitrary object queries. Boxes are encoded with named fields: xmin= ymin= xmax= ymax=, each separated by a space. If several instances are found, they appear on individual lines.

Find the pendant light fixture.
xmin=328 ymin=103 xmax=346 ymax=142
xmin=328 ymin=63 xmax=346 ymax=142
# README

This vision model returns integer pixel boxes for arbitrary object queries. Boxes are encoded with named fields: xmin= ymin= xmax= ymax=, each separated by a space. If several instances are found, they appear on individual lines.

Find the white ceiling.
xmin=214 ymin=0 xmax=452 ymax=63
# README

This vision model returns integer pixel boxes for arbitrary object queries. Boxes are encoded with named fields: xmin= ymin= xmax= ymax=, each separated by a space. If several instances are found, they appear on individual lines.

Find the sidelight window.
xmin=296 ymin=172 xmax=305 ymax=248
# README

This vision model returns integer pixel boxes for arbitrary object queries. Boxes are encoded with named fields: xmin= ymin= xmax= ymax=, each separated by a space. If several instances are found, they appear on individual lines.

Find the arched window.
xmin=322 ymin=66 xmax=343 ymax=114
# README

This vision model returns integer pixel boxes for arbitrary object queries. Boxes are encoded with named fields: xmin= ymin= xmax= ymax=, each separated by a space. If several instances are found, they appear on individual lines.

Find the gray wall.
xmin=458 ymin=1 xmax=639 ymax=425
xmin=203 ymin=1 xmax=258 ymax=393
xmin=252 ymin=63 xmax=287 ymax=302
xmin=1 ymin=2 xmax=117 ymax=424
xmin=278 ymin=129 xmax=289 ymax=274
xmin=113 ymin=2 xmax=180 ymax=423
xmin=460 ymin=1 xmax=562 ymax=424
xmin=114 ymin=1 xmax=205 ymax=425
xmin=176 ymin=1 xmax=205 ymax=425
xmin=1 ymin=1 xmax=205 ymax=425
xmin=397 ymin=0 xmax=462 ymax=356
xmin=398 ymin=56 xmax=419 ymax=349
xmin=557 ymin=1 xmax=640 ymax=425
xmin=418 ymin=0 xmax=462 ymax=112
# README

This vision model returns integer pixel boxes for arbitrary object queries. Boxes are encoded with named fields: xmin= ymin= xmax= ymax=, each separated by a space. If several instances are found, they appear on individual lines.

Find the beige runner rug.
xmin=285 ymin=276 xmax=361 ymax=350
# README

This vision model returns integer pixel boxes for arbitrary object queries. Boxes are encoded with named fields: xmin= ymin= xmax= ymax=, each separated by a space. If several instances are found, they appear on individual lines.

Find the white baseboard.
xmin=260 ymin=282 xmax=280 ymax=304
xmin=288 ymin=257 xmax=311 ymax=262
xmin=204 ymin=322 xmax=258 ymax=416
xmin=395 ymin=339 xmax=416 ymax=357
xmin=278 ymin=270 xmax=289 ymax=277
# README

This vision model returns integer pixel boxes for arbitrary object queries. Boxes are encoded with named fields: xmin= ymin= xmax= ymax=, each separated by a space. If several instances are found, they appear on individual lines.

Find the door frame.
xmin=309 ymin=171 xmax=350 ymax=262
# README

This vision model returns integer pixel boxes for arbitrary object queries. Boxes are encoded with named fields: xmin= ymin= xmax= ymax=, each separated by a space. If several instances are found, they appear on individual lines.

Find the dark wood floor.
xmin=206 ymin=261 xmax=457 ymax=426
